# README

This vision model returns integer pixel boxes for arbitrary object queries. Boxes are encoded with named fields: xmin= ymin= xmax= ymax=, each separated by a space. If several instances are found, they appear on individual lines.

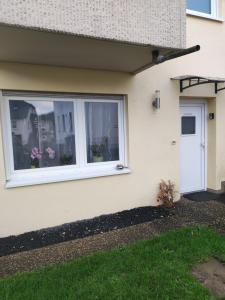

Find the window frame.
xmin=186 ymin=0 xmax=218 ymax=20
xmin=1 ymin=93 xmax=129 ymax=188
xmin=181 ymin=116 xmax=196 ymax=136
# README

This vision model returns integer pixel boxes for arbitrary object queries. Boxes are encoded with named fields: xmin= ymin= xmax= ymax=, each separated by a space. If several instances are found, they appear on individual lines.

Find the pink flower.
xmin=31 ymin=147 xmax=42 ymax=160
xmin=36 ymin=154 xmax=42 ymax=160
xmin=46 ymin=147 xmax=55 ymax=160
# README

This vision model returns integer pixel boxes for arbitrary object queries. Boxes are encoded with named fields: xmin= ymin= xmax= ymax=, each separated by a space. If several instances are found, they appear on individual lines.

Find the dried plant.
xmin=157 ymin=180 xmax=176 ymax=208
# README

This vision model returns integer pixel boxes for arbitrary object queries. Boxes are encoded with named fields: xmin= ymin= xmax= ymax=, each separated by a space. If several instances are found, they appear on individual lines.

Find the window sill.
xmin=186 ymin=10 xmax=224 ymax=22
xmin=5 ymin=167 xmax=131 ymax=188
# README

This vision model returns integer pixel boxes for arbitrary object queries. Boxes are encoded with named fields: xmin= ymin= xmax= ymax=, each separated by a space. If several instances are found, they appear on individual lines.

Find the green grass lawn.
xmin=1 ymin=227 xmax=225 ymax=300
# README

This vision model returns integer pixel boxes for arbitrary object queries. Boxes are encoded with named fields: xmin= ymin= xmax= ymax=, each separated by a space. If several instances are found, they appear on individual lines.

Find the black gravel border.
xmin=0 ymin=205 xmax=174 ymax=257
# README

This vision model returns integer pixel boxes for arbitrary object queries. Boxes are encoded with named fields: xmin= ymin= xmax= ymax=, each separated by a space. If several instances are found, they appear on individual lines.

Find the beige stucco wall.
xmin=0 ymin=0 xmax=186 ymax=49
xmin=0 ymin=63 xmax=180 ymax=237
xmin=176 ymin=14 xmax=225 ymax=191
xmin=1 ymin=12 xmax=225 ymax=237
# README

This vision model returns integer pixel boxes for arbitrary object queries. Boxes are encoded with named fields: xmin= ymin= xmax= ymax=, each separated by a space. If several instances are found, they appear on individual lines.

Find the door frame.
xmin=180 ymin=99 xmax=208 ymax=193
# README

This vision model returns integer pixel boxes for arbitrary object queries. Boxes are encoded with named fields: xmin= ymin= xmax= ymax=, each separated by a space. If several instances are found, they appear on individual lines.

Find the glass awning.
xmin=171 ymin=75 xmax=225 ymax=93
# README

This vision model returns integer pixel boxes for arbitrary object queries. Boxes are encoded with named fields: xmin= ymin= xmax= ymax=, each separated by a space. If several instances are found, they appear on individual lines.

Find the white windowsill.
xmin=5 ymin=167 xmax=131 ymax=188
xmin=186 ymin=10 xmax=224 ymax=22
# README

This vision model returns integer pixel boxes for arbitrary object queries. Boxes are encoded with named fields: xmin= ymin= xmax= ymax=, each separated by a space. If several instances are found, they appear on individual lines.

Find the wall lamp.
xmin=152 ymin=90 xmax=160 ymax=109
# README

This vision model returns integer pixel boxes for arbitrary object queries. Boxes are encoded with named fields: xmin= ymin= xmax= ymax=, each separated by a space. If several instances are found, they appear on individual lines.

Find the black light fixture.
xmin=209 ymin=113 xmax=215 ymax=120
xmin=152 ymin=90 xmax=160 ymax=109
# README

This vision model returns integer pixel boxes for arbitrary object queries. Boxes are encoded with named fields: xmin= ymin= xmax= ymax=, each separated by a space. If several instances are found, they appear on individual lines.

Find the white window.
xmin=187 ymin=0 xmax=218 ymax=19
xmin=1 ymin=93 xmax=129 ymax=188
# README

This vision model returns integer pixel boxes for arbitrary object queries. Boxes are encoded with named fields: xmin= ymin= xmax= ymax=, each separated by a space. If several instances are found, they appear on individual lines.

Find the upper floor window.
xmin=187 ymin=0 xmax=217 ymax=18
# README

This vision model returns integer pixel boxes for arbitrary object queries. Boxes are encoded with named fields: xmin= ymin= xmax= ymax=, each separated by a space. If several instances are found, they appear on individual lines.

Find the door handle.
xmin=200 ymin=143 xmax=205 ymax=149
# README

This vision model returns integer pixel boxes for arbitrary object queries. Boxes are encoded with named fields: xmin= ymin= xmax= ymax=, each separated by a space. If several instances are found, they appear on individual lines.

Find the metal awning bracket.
xmin=172 ymin=75 xmax=225 ymax=94
xmin=215 ymin=82 xmax=225 ymax=93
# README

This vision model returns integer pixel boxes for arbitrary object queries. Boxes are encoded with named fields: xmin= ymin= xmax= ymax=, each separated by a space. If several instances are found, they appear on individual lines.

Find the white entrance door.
xmin=180 ymin=102 xmax=206 ymax=194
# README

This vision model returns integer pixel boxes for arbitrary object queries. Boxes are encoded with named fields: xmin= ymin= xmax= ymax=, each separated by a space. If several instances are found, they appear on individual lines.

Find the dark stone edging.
xmin=0 ymin=205 xmax=174 ymax=257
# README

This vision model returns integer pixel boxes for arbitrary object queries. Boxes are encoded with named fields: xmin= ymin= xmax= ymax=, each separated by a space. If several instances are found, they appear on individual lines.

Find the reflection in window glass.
xmin=69 ymin=112 xmax=73 ymax=132
xmin=9 ymin=100 xmax=76 ymax=170
xmin=62 ymin=114 xmax=66 ymax=132
xmin=85 ymin=102 xmax=119 ymax=163
xmin=182 ymin=116 xmax=196 ymax=135
xmin=187 ymin=0 xmax=211 ymax=14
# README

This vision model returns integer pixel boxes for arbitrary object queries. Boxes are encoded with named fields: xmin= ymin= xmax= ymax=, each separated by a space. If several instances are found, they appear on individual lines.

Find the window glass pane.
xmin=9 ymin=100 xmax=76 ymax=170
xmin=187 ymin=0 xmax=211 ymax=14
xmin=181 ymin=116 xmax=196 ymax=135
xmin=85 ymin=102 xmax=119 ymax=163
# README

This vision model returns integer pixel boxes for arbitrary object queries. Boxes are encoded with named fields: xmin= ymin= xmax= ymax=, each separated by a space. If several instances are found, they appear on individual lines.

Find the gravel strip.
xmin=0 ymin=221 xmax=159 ymax=278
xmin=0 ymin=205 xmax=172 ymax=257
xmin=1 ymin=197 xmax=225 ymax=278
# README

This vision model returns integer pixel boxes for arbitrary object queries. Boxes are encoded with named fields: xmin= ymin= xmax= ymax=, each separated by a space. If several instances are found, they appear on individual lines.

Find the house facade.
xmin=0 ymin=0 xmax=224 ymax=237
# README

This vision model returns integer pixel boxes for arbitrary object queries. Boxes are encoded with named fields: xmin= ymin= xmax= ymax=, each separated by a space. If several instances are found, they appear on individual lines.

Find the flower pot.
xmin=31 ymin=158 xmax=39 ymax=169
xmin=93 ymin=155 xmax=104 ymax=163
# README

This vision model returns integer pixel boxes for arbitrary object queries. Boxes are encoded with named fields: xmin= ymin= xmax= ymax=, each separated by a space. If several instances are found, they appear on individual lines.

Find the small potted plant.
xmin=91 ymin=143 xmax=105 ymax=162
xmin=30 ymin=147 xmax=42 ymax=168
xmin=157 ymin=180 xmax=176 ymax=208
xmin=60 ymin=154 xmax=73 ymax=165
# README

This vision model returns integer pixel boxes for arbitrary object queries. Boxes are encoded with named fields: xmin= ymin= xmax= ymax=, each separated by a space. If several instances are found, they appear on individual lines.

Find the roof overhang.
xmin=171 ymin=75 xmax=225 ymax=93
xmin=0 ymin=24 xmax=169 ymax=74
xmin=0 ymin=24 xmax=198 ymax=74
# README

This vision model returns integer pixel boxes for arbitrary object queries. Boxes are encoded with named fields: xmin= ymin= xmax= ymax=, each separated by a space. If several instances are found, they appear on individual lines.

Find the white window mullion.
xmin=73 ymin=100 xmax=81 ymax=168
xmin=1 ymin=97 xmax=15 ymax=180
xmin=75 ymin=100 xmax=87 ymax=168
xmin=118 ymin=100 xmax=125 ymax=164
xmin=211 ymin=0 xmax=217 ymax=17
